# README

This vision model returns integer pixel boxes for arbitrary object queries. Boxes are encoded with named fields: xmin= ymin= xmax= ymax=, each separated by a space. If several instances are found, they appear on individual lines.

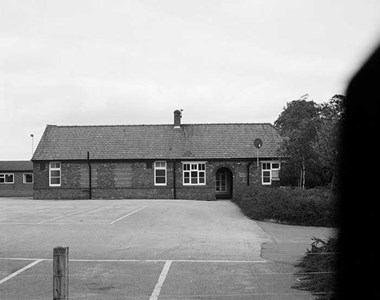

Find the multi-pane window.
xmin=261 ymin=162 xmax=281 ymax=185
xmin=0 ymin=173 xmax=14 ymax=184
xmin=23 ymin=173 xmax=33 ymax=184
xmin=262 ymin=162 xmax=272 ymax=185
xmin=49 ymin=162 xmax=61 ymax=186
xmin=183 ymin=162 xmax=206 ymax=185
xmin=154 ymin=161 xmax=167 ymax=186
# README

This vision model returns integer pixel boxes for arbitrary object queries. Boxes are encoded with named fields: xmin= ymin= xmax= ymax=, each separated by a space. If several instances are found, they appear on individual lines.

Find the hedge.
xmin=232 ymin=185 xmax=336 ymax=227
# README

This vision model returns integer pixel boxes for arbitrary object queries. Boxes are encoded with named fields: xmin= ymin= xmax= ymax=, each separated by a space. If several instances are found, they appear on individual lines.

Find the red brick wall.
xmin=33 ymin=160 xmax=266 ymax=200
xmin=0 ymin=171 xmax=33 ymax=197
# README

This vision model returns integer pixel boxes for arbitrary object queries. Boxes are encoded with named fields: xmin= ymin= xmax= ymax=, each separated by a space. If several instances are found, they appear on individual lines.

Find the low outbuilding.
xmin=0 ymin=161 xmax=34 ymax=197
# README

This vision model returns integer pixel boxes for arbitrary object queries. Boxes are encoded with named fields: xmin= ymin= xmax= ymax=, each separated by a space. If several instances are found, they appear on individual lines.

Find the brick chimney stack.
xmin=174 ymin=109 xmax=182 ymax=128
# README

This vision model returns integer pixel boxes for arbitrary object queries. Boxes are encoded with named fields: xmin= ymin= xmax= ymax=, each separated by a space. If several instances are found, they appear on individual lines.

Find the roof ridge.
xmin=49 ymin=122 xmax=274 ymax=128
xmin=0 ymin=160 xmax=31 ymax=162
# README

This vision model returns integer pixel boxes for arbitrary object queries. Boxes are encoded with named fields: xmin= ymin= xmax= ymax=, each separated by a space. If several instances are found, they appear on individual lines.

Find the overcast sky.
xmin=1 ymin=0 xmax=380 ymax=160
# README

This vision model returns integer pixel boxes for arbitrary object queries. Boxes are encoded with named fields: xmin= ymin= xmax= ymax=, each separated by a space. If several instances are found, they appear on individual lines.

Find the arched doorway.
xmin=215 ymin=167 xmax=233 ymax=199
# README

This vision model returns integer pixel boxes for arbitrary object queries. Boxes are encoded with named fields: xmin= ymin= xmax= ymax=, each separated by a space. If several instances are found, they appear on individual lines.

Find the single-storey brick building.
xmin=0 ymin=161 xmax=34 ymax=197
xmin=32 ymin=111 xmax=285 ymax=200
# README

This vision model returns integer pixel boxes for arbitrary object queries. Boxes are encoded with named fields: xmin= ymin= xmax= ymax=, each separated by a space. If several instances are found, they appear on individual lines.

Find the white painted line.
xmin=0 ymin=257 xmax=267 ymax=263
xmin=149 ymin=260 xmax=172 ymax=300
xmin=165 ymin=259 xmax=267 ymax=263
xmin=0 ymin=258 xmax=44 ymax=261
xmin=0 ymin=259 xmax=43 ymax=285
xmin=0 ymin=222 xmax=110 ymax=225
xmin=0 ymin=223 xmax=45 ymax=225
xmin=68 ymin=259 xmax=267 ymax=263
xmin=38 ymin=206 xmax=99 ymax=224
xmin=110 ymin=206 xmax=146 ymax=224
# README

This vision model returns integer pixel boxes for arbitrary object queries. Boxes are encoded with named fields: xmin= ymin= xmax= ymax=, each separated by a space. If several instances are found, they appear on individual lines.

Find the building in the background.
xmin=0 ymin=161 xmax=33 ymax=197
xmin=32 ymin=111 xmax=285 ymax=200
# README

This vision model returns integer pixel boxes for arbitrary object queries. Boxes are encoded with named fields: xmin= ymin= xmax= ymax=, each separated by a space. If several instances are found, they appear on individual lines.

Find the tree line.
xmin=274 ymin=94 xmax=345 ymax=189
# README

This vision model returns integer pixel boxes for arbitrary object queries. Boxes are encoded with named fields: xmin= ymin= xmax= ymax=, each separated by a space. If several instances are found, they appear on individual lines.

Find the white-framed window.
xmin=0 ymin=173 xmax=14 ymax=184
xmin=154 ymin=161 xmax=167 ymax=186
xmin=49 ymin=162 xmax=61 ymax=187
xmin=182 ymin=162 xmax=206 ymax=185
xmin=261 ymin=161 xmax=281 ymax=185
xmin=23 ymin=173 xmax=33 ymax=184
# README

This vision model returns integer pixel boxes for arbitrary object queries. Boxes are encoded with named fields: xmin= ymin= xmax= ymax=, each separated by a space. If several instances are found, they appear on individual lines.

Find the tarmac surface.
xmin=258 ymin=221 xmax=336 ymax=264
xmin=0 ymin=198 xmax=336 ymax=299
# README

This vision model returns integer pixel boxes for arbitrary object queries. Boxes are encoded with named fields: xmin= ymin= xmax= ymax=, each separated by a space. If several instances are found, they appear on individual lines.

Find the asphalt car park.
xmin=0 ymin=198 xmax=335 ymax=299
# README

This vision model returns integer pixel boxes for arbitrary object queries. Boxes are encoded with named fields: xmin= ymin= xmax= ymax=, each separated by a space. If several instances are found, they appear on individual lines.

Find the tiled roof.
xmin=32 ymin=123 xmax=285 ymax=161
xmin=0 ymin=161 xmax=33 ymax=171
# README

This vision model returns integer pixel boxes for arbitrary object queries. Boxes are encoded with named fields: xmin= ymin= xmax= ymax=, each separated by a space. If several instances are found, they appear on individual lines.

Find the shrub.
xmin=232 ymin=185 xmax=336 ymax=227
xmin=293 ymin=237 xmax=337 ymax=299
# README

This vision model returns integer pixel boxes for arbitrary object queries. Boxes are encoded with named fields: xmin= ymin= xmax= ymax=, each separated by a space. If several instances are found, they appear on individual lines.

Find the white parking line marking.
xmin=149 ymin=260 xmax=172 ymax=300
xmin=38 ymin=206 xmax=99 ymax=224
xmin=110 ymin=206 xmax=146 ymax=224
xmin=0 ymin=258 xmax=44 ymax=261
xmin=0 ymin=259 xmax=43 ymax=285
xmin=0 ymin=257 xmax=267 ymax=263
xmin=0 ymin=222 xmax=110 ymax=225
xmin=165 ymin=259 xmax=267 ymax=263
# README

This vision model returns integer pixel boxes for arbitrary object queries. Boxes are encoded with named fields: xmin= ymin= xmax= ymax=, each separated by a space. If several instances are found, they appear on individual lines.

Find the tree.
xmin=312 ymin=95 xmax=345 ymax=191
xmin=275 ymin=95 xmax=346 ymax=189
xmin=275 ymin=99 xmax=321 ymax=188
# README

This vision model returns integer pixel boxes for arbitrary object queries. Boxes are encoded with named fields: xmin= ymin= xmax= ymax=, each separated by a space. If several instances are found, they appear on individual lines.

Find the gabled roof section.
xmin=32 ymin=123 xmax=285 ymax=161
xmin=0 ymin=161 xmax=33 ymax=171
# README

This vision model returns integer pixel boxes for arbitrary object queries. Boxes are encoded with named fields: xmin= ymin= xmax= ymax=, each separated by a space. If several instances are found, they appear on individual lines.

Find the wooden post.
xmin=53 ymin=247 xmax=69 ymax=300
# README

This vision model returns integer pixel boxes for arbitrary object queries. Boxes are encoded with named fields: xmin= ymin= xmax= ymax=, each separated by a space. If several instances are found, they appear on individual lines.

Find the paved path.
xmin=0 ymin=198 xmax=336 ymax=299
xmin=257 ymin=221 xmax=337 ymax=264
